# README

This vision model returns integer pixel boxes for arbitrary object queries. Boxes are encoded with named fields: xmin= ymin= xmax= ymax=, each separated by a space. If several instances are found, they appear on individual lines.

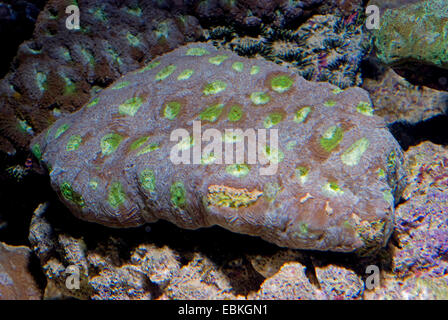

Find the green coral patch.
xmin=170 ymin=181 xmax=186 ymax=208
xmin=155 ymin=64 xmax=177 ymax=81
xmin=177 ymin=69 xmax=194 ymax=80
xmin=31 ymin=143 xmax=42 ymax=161
xmin=86 ymin=97 xmax=99 ymax=108
xmin=60 ymin=182 xmax=85 ymax=207
xmin=130 ymin=136 xmax=148 ymax=151
xmin=164 ymin=101 xmax=182 ymax=120
xmin=112 ymin=81 xmax=131 ymax=90
xmin=140 ymin=169 xmax=156 ymax=193
xmin=324 ymin=100 xmax=337 ymax=107
xmin=295 ymin=166 xmax=309 ymax=184
xmin=320 ymin=126 xmax=343 ymax=152
xmin=101 ymin=133 xmax=123 ymax=156
xmin=250 ymin=66 xmax=260 ymax=75
xmin=322 ymin=181 xmax=344 ymax=196
xmin=208 ymin=55 xmax=229 ymax=65
xmin=341 ymin=138 xmax=370 ymax=166
xmin=226 ymin=164 xmax=250 ymax=178
xmin=263 ymin=146 xmax=284 ymax=164
xmin=271 ymin=75 xmax=294 ymax=93
xmin=207 ymin=185 xmax=262 ymax=208
xmin=250 ymin=92 xmax=270 ymax=105
xmin=294 ymin=107 xmax=311 ymax=123
xmin=199 ymin=104 xmax=224 ymax=122
xmin=186 ymin=47 xmax=210 ymax=56
xmin=136 ymin=142 xmax=160 ymax=156
xmin=264 ymin=113 xmax=283 ymax=128
xmin=232 ymin=62 xmax=244 ymax=72
xmin=108 ymin=182 xmax=126 ymax=208
xmin=228 ymin=105 xmax=243 ymax=122
xmin=139 ymin=60 xmax=161 ymax=73
xmin=119 ymin=96 xmax=143 ymax=116
xmin=66 ymin=135 xmax=82 ymax=151
xmin=356 ymin=101 xmax=374 ymax=116
xmin=55 ymin=124 xmax=70 ymax=139
xmin=203 ymin=80 xmax=227 ymax=95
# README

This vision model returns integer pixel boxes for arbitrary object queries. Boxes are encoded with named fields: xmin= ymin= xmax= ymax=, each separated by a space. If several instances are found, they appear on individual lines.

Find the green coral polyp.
xmin=31 ymin=143 xmax=42 ymax=161
xmin=136 ymin=142 xmax=160 ymax=156
xmin=271 ymin=75 xmax=294 ymax=93
xmin=324 ymin=100 xmax=337 ymax=107
xmin=66 ymin=135 xmax=82 ymax=151
xmin=119 ymin=96 xmax=143 ymax=116
xmin=228 ymin=105 xmax=243 ymax=122
xmin=207 ymin=185 xmax=262 ymax=208
xmin=55 ymin=124 xmax=70 ymax=139
xmin=322 ymin=181 xmax=344 ymax=196
xmin=108 ymin=182 xmax=126 ymax=208
xmin=264 ymin=113 xmax=283 ymax=128
xmin=341 ymin=138 xmax=370 ymax=166
xmin=263 ymin=147 xmax=284 ymax=164
xmin=164 ymin=101 xmax=182 ymax=120
xmin=170 ymin=182 xmax=186 ymax=208
xmin=36 ymin=72 xmax=47 ymax=92
xmin=61 ymin=182 xmax=85 ymax=207
xmin=139 ymin=60 xmax=160 ymax=73
xmin=186 ymin=48 xmax=210 ymax=56
xmin=250 ymin=66 xmax=260 ymax=75
xmin=226 ymin=164 xmax=250 ymax=178
xmin=295 ymin=166 xmax=309 ymax=184
xmin=199 ymin=104 xmax=224 ymax=122
xmin=101 ymin=133 xmax=123 ymax=156
xmin=177 ymin=69 xmax=194 ymax=80
xmin=356 ymin=101 xmax=374 ymax=116
xmin=320 ymin=126 xmax=343 ymax=152
xmin=250 ymin=92 xmax=270 ymax=105
xmin=155 ymin=65 xmax=177 ymax=81
xmin=232 ymin=62 xmax=244 ymax=72
xmin=203 ymin=80 xmax=227 ymax=95
xmin=113 ymin=81 xmax=131 ymax=90
xmin=208 ymin=55 xmax=229 ymax=65
xmin=294 ymin=107 xmax=312 ymax=123
xmin=87 ymin=97 xmax=99 ymax=108
xmin=140 ymin=169 xmax=156 ymax=193
xmin=130 ymin=136 xmax=149 ymax=151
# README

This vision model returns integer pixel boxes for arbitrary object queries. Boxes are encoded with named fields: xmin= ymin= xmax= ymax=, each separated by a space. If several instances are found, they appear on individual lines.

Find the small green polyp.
xmin=186 ymin=47 xmax=210 ymax=56
xmin=164 ymin=101 xmax=181 ymax=120
xmin=208 ymin=55 xmax=229 ymax=65
xmin=66 ymin=135 xmax=82 ymax=151
xmin=341 ymin=138 xmax=370 ymax=166
xmin=271 ymin=75 xmax=294 ymax=93
xmin=250 ymin=92 xmax=270 ymax=105
xmin=155 ymin=65 xmax=176 ymax=81
xmin=55 ymin=124 xmax=70 ymax=139
xmin=322 ymin=181 xmax=344 ymax=196
xmin=294 ymin=107 xmax=311 ymax=123
xmin=199 ymin=104 xmax=224 ymax=122
xmin=139 ymin=60 xmax=160 ymax=73
xmin=31 ymin=143 xmax=42 ymax=161
xmin=119 ymin=96 xmax=143 ymax=116
xmin=112 ymin=81 xmax=131 ymax=90
xmin=136 ymin=142 xmax=159 ymax=156
xmin=86 ymin=97 xmax=99 ymax=108
xmin=170 ymin=181 xmax=186 ymax=208
xmin=89 ymin=180 xmax=98 ymax=190
xmin=177 ymin=69 xmax=194 ymax=80
xmin=61 ymin=182 xmax=85 ymax=207
xmin=126 ymin=32 xmax=140 ymax=47
xmin=226 ymin=164 xmax=250 ymax=178
xmin=320 ymin=126 xmax=343 ymax=152
xmin=250 ymin=66 xmax=260 ymax=75
xmin=324 ymin=100 xmax=337 ymax=107
xmin=36 ymin=72 xmax=47 ymax=92
xmin=130 ymin=136 xmax=148 ymax=151
xmin=263 ymin=146 xmax=284 ymax=164
xmin=140 ymin=169 xmax=156 ymax=193
xmin=295 ymin=166 xmax=309 ymax=184
xmin=203 ymin=80 xmax=227 ymax=95
xmin=108 ymin=182 xmax=126 ymax=208
xmin=228 ymin=105 xmax=243 ymax=122
xmin=264 ymin=113 xmax=283 ymax=128
xmin=356 ymin=101 xmax=374 ymax=116
xmin=101 ymin=133 xmax=123 ymax=156
xmin=232 ymin=62 xmax=244 ymax=72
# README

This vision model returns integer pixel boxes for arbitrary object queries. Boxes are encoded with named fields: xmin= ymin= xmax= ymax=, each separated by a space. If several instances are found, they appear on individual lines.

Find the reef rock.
xmin=374 ymin=0 xmax=448 ymax=69
xmin=0 ymin=241 xmax=42 ymax=299
xmin=31 ymin=42 xmax=406 ymax=253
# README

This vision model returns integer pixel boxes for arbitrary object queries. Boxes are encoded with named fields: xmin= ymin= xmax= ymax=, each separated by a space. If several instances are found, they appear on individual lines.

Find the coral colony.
xmin=31 ymin=43 xmax=406 ymax=254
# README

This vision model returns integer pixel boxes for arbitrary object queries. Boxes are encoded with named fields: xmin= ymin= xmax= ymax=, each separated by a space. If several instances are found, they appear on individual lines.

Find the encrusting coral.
xmin=31 ymin=43 xmax=406 ymax=254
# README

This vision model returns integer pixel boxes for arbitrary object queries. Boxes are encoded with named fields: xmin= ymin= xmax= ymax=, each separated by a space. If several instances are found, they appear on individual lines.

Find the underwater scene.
xmin=0 ymin=0 xmax=447 ymax=301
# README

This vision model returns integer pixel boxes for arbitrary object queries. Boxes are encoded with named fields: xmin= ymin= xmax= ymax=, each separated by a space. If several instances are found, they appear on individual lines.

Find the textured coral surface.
xmin=32 ymin=43 xmax=406 ymax=253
